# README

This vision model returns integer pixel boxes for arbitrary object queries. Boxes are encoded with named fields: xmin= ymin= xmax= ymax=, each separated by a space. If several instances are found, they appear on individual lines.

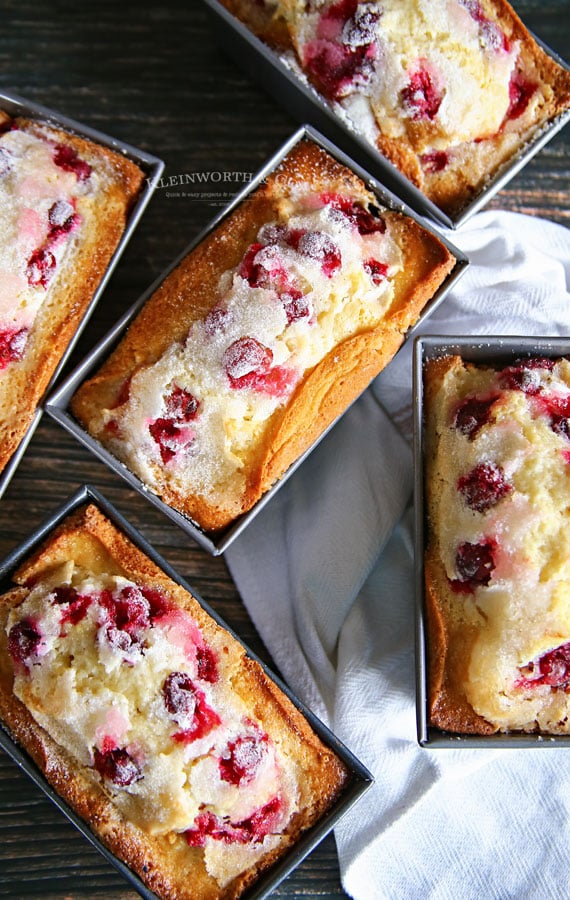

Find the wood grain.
xmin=0 ymin=0 xmax=568 ymax=897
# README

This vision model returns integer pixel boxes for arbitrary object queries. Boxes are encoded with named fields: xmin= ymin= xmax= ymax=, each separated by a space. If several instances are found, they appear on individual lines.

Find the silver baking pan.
xmin=45 ymin=124 xmax=468 ymax=556
xmin=414 ymin=334 xmax=570 ymax=747
xmin=0 ymin=484 xmax=373 ymax=899
xmin=0 ymin=89 xmax=164 ymax=502
xmin=203 ymin=0 xmax=570 ymax=230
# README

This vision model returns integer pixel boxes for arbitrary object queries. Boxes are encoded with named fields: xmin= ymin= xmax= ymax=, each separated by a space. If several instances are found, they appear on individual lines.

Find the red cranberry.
xmin=296 ymin=230 xmax=342 ymax=277
xmin=457 ymin=462 xmax=512 ymax=513
xmin=163 ymin=671 xmax=221 ymax=740
xmin=93 ymin=746 xmax=142 ymax=787
xmin=0 ymin=328 xmax=28 ymax=369
xmin=185 ymin=796 xmax=283 ymax=847
xmin=223 ymin=336 xmax=273 ymax=388
xmin=453 ymin=539 xmax=497 ymax=591
xmin=58 ymin=592 xmax=92 ymax=630
xmin=420 ymin=151 xmax=449 ymax=173
xmin=196 ymin=643 xmax=218 ymax=683
xmin=218 ymin=730 xmax=268 ymax=786
xmin=204 ymin=305 xmax=231 ymax=336
xmin=364 ymin=258 xmax=388 ymax=285
xmin=459 ymin=0 xmax=509 ymax=52
xmin=141 ymin=587 xmax=172 ymax=621
xmin=114 ymin=585 xmax=151 ymax=634
xmin=506 ymin=72 xmax=536 ymax=121
xmin=26 ymin=247 xmax=56 ymax=288
xmin=536 ymin=392 xmax=570 ymax=440
xmin=454 ymin=395 xmax=498 ymax=439
xmin=282 ymin=289 xmax=310 ymax=324
xmin=47 ymin=200 xmax=79 ymax=241
xmin=518 ymin=642 xmax=570 ymax=689
xmin=498 ymin=358 xmax=553 ymax=393
xmin=304 ymin=0 xmax=377 ymax=100
xmin=148 ymin=418 xmax=193 ymax=464
xmin=53 ymin=143 xmax=92 ymax=181
xmin=401 ymin=64 xmax=442 ymax=120
xmin=165 ymin=385 xmax=199 ymax=422
xmin=8 ymin=619 xmax=42 ymax=669
xmin=238 ymin=242 xmax=266 ymax=287
xmin=320 ymin=193 xmax=386 ymax=235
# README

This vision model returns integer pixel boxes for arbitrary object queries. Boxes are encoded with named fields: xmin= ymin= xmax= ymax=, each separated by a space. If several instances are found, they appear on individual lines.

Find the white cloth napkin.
xmin=225 ymin=210 xmax=570 ymax=900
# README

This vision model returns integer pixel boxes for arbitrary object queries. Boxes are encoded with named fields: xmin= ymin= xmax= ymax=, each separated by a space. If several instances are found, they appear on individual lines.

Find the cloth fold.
xmin=225 ymin=210 xmax=570 ymax=900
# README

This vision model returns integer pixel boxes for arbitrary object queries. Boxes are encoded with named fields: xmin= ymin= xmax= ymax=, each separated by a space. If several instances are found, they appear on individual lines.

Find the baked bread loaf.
xmin=71 ymin=138 xmax=456 ymax=533
xmin=0 ymin=503 xmax=349 ymax=899
xmin=0 ymin=112 xmax=145 ymax=476
xmin=424 ymin=353 xmax=570 ymax=735
xmin=220 ymin=0 xmax=570 ymax=218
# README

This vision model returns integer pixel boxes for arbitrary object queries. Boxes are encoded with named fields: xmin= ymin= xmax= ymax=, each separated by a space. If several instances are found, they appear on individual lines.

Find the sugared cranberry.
xmin=165 ymin=385 xmax=199 ymax=422
xmin=218 ymin=730 xmax=268 ymax=786
xmin=454 ymin=395 xmax=498 ymax=439
xmin=296 ymin=230 xmax=342 ymax=277
xmin=114 ymin=585 xmax=151 ymax=634
xmin=26 ymin=247 xmax=56 ymax=288
xmin=163 ymin=671 xmax=221 ymax=741
xmin=453 ymin=539 xmax=497 ymax=591
xmin=204 ymin=305 xmax=231 ymax=336
xmin=535 ymin=392 xmax=570 ymax=440
xmin=401 ymin=63 xmax=443 ymax=121
xmin=0 ymin=328 xmax=28 ymax=369
xmin=420 ymin=151 xmax=449 ymax=173
xmin=93 ymin=746 xmax=142 ymax=787
xmin=498 ymin=358 xmax=553 ymax=393
xmin=520 ymin=642 xmax=570 ymax=689
xmin=8 ymin=619 xmax=42 ymax=669
xmin=57 ymin=589 xmax=92 ymax=630
xmin=303 ymin=0 xmax=378 ymax=100
xmin=185 ymin=796 xmax=283 ymax=847
xmin=238 ymin=242 xmax=267 ymax=287
xmin=47 ymin=199 xmax=79 ymax=241
xmin=53 ymin=143 xmax=92 ymax=181
xmin=282 ymin=289 xmax=311 ymax=324
xmin=364 ymin=258 xmax=388 ymax=285
xmin=196 ymin=643 xmax=219 ymax=683
xmin=457 ymin=462 xmax=512 ymax=513
xmin=459 ymin=0 xmax=509 ymax=52
xmin=223 ymin=336 xmax=273 ymax=388
xmin=321 ymin=193 xmax=386 ymax=235
xmin=506 ymin=72 xmax=536 ymax=121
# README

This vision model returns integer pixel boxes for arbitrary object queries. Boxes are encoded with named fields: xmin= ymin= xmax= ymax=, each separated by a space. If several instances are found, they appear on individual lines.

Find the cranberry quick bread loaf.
xmin=220 ymin=0 xmax=570 ymax=217
xmin=71 ymin=139 xmax=455 ymax=533
xmin=0 ymin=504 xmax=349 ymax=899
xmin=0 ymin=112 xmax=145 ymax=475
xmin=424 ymin=354 xmax=570 ymax=735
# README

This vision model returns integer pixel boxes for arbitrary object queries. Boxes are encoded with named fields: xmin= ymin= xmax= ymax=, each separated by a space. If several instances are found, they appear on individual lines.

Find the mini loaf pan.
xmin=203 ymin=0 xmax=570 ymax=230
xmin=413 ymin=334 xmax=570 ymax=748
xmin=45 ymin=124 xmax=468 ymax=556
xmin=0 ymin=89 xmax=164 ymax=502
xmin=0 ymin=484 xmax=374 ymax=900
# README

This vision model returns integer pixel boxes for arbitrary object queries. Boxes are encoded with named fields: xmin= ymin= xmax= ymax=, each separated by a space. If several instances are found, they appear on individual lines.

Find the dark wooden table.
xmin=0 ymin=1 xmax=568 ymax=897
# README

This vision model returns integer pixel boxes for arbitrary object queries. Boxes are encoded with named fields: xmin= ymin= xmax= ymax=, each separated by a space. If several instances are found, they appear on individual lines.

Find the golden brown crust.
xmin=0 ymin=504 xmax=349 ymax=899
xmin=71 ymin=138 xmax=455 ymax=533
xmin=0 ymin=115 xmax=145 ymax=477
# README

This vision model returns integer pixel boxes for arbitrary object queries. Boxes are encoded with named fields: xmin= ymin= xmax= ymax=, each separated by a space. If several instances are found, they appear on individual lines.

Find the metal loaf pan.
xmin=0 ymin=484 xmax=373 ymax=899
xmin=203 ymin=0 xmax=570 ymax=230
xmin=46 ymin=124 xmax=467 ymax=555
xmin=0 ymin=89 xmax=164 ymax=501
xmin=414 ymin=334 xmax=570 ymax=748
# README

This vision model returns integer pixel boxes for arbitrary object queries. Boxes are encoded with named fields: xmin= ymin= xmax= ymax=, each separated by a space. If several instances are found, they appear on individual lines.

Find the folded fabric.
xmin=225 ymin=210 xmax=570 ymax=900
